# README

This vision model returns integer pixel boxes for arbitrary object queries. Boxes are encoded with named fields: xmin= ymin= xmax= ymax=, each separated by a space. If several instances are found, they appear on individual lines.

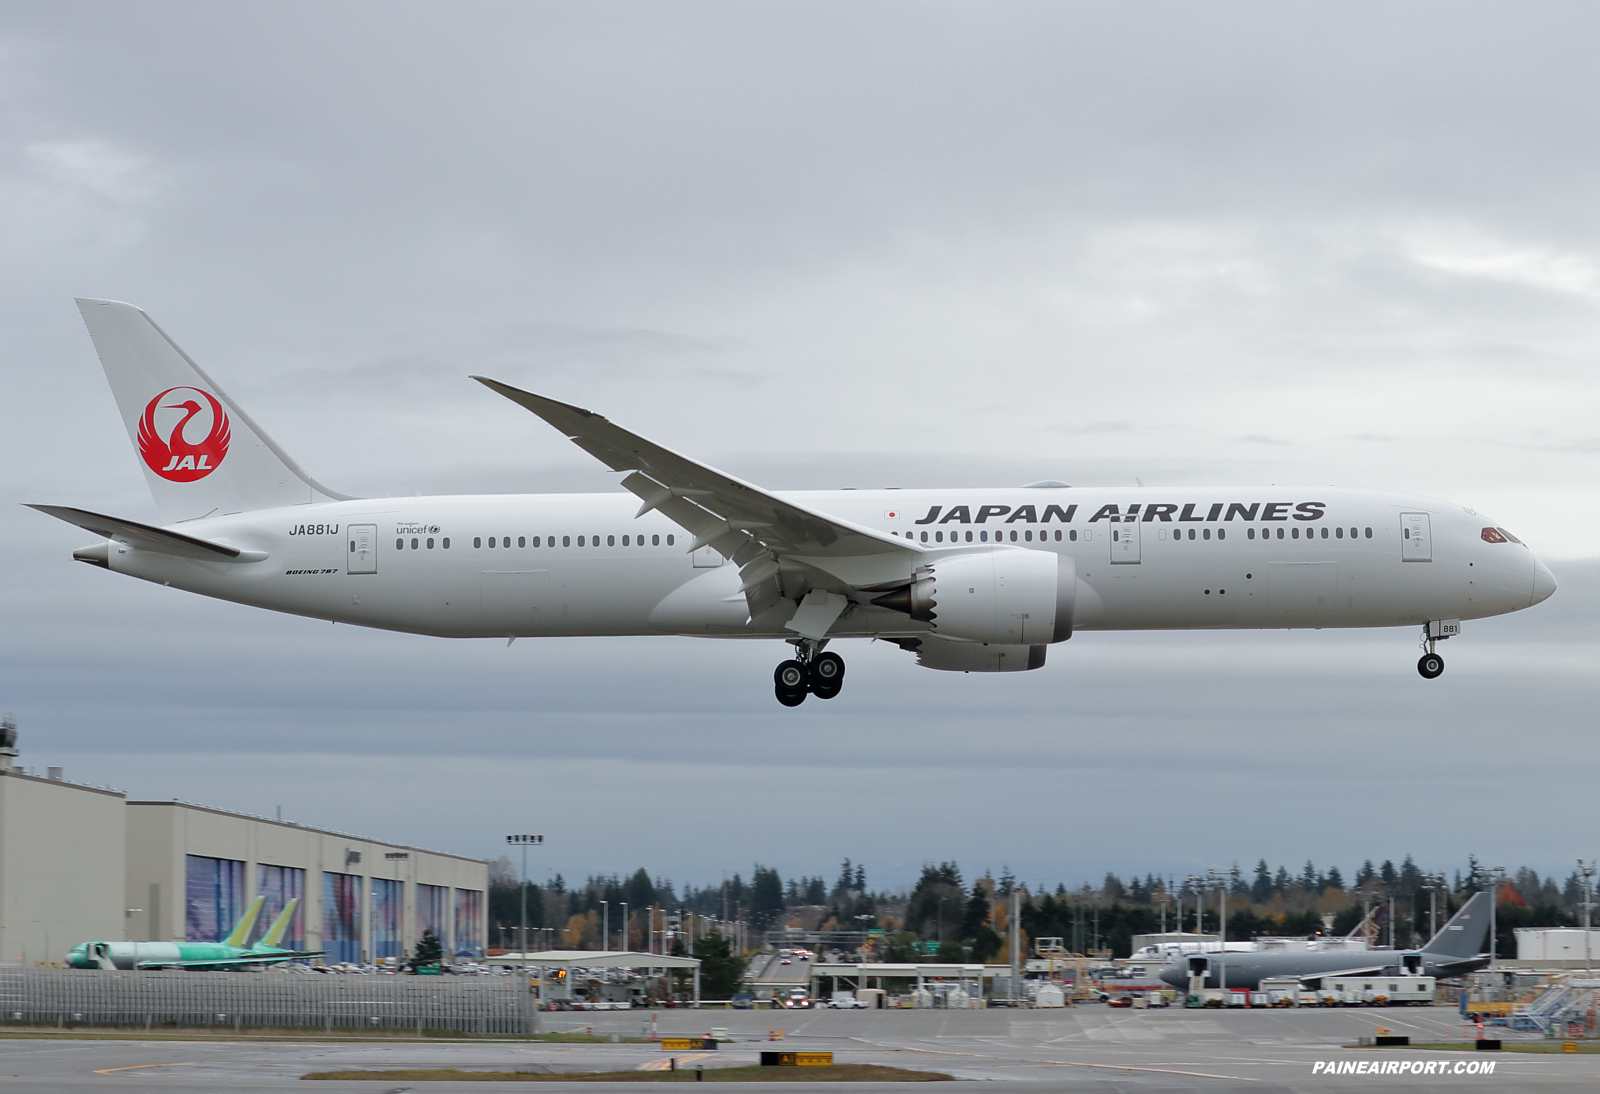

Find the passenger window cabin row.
xmin=892 ymin=525 xmax=1374 ymax=545
xmin=393 ymin=533 xmax=678 ymax=551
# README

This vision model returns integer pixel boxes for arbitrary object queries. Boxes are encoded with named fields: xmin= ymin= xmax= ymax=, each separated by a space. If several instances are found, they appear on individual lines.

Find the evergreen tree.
xmin=1357 ymin=860 xmax=1376 ymax=887
xmin=805 ymin=876 xmax=827 ymax=904
xmin=625 ymin=868 xmax=656 ymax=911
xmin=409 ymin=929 xmax=443 ymax=970
xmin=749 ymin=866 xmax=785 ymax=930
xmin=691 ymin=932 xmax=747 ymax=999
xmin=1300 ymin=861 xmax=1318 ymax=892
xmin=1326 ymin=866 xmax=1344 ymax=891
xmin=835 ymin=859 xmax=855 ymax=896
xmin=1273 ymin=865 xmax=1292 ymax=895
xmin=1380 ymin=860 xmax=1397 ymax=887
xmin=1399 ymin=855 xmax=1422 ymax=895
xmin=1251 ymin=860 xmax=1273 ymax=904
xmin=906 ymin=863 xmax=965 ymax=940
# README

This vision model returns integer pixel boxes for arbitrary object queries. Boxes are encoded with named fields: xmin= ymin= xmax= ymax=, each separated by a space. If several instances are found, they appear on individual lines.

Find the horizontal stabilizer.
xmin=26 ymin=504 xmax=266 ymax=563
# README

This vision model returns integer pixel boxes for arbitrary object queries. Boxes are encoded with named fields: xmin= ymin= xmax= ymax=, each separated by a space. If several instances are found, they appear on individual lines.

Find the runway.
xmin=1 ymin=1005 xmax=1591 ymax=1093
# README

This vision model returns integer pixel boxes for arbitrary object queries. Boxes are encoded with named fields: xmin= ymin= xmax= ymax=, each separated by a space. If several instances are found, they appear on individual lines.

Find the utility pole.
xmin=1482 ymin=866 xmax=1505 ymax=974
xmin=1206 ymin=871 xmax=1228 ymax=997
xmin=504 ymin=833 xmax=543 ymax=1035
xmin=1009 ymin=887 xmax=1021 ymax=1007
xmin=1580 ymin=861 xmax=1597 ymax=977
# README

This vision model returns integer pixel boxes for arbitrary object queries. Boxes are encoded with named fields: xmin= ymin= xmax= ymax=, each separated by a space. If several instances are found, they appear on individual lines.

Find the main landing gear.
xmin=774 ymin=642 xmax=846 ymax=706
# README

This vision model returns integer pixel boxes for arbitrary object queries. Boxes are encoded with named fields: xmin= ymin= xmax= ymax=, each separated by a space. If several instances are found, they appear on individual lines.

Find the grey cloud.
xmin=3 ymin=1 xmax=1598 ymax=887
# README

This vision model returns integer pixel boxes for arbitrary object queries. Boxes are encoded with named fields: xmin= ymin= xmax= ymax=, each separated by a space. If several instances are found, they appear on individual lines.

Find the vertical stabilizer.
xmin=1423 ymin=890 xmax=1493 ymax=960
xmin=76 ymin=299 xmax=350 ymax=523
xmin=222 ymin=895 xmax=266 ymax=947
xmin=259 ymin=898 xmax=301 ymax=948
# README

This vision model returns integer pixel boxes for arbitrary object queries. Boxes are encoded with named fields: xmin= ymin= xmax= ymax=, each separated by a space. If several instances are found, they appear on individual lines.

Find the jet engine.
xmin=872 ymin=548 xmax=1074 ymax=645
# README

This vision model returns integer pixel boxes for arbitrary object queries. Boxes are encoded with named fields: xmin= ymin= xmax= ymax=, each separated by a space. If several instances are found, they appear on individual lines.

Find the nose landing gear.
xmin=773 ymin=642 xmax=846 ymax=706
xmin=1417 ymin=621 xmax=1455 ymax=679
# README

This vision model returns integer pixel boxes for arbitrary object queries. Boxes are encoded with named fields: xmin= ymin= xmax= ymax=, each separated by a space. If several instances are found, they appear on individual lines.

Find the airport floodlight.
xmin=504 ymin=832 xmax=544 ymax=1034
xmin=1579 ymin=860 xmax=1597 ymax=975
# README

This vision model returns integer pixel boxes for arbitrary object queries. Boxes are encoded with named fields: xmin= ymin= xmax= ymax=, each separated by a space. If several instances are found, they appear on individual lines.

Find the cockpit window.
xmin=1481 ymin=528 xmax=1506 ymax=543
xmin=1498 ymin=528 xmax=1523 ymax=545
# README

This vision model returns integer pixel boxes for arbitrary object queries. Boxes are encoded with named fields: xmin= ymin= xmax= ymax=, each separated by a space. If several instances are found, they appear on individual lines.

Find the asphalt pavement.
xmin=1 ymin=1004 xmax=1591 ymax=1093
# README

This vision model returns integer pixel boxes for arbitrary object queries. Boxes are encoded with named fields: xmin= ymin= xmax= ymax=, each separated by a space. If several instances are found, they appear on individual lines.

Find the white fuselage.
xmin=100 ymin=487 xmax=1548 ymax=641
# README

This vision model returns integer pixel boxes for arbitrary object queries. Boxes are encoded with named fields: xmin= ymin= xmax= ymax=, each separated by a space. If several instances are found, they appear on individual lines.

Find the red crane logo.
xmin=138 ymin=387 xmax=231 ymax=482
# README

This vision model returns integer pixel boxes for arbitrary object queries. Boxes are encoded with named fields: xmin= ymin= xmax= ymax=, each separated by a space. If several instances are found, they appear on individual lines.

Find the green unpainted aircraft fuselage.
xmin=65 ymin=895 xmax=324 ymax=970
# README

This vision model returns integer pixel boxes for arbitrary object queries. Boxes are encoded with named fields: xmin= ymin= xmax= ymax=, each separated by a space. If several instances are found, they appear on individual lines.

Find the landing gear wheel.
xmin=775 ymin=659 xmax=809 ymax=706
xmin=808 ymin=652 xmax=845 ymax=699
xmin=1417 ymin=652 xmax=1445 ymax=680
xmin=775 ymin=685 xmax=807 ymax=707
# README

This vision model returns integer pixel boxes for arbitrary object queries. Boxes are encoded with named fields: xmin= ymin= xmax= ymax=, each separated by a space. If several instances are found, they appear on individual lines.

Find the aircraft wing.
xmin=27 ymin=505 xmax=265 ymax=563
xmin=1290 ymin=963 xmax=1389 ymax=984
xmin=474 ymin=379 xmax=924 ymax=625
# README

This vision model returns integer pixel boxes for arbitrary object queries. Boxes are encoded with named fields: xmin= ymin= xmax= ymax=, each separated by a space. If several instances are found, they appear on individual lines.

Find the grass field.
xmin=301 ymin=1064 xmax=954 ymax=1082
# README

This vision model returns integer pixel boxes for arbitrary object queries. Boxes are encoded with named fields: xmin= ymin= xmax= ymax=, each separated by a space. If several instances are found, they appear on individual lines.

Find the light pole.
xmin=1579 ymin=860 xmax=1597 ymax=976
xmin=1421 ymin=873 xmax=1446 ymax=944
xmin=600 ymin=901 xmax=609 ymax=952
xmin=505 ymin=834 xmax=543 ymax=1035
xmin=1480 ymin=866 xmax=1505 ymax=973
xmin=1206 ymin=871 xmax=1228 ymax=997
xmin=620 ymin=902 xmax=629 ymax=953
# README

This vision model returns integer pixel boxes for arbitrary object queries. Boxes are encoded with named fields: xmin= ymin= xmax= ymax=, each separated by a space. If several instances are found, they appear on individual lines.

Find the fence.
xmin=0 ymin=969 xmax=530 ymax=1033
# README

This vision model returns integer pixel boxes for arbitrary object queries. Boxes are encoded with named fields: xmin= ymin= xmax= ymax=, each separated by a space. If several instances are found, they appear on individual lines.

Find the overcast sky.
xmin=3 ymin=2 xmax=1598 ymax=896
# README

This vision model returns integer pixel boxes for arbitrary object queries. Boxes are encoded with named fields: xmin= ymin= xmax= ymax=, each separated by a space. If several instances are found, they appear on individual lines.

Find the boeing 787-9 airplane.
xmin=32 ymin=300 xmax=1556 ymax=705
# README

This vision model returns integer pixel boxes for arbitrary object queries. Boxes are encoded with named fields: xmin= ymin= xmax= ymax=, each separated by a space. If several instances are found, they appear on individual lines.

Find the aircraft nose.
xmin=1532 ymin=558 xmax=1557 ymax=605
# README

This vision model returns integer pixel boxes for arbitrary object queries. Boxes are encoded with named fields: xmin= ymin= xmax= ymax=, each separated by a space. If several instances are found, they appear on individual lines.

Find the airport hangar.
xmin=0 ymin=731 xmax=487 ymax=967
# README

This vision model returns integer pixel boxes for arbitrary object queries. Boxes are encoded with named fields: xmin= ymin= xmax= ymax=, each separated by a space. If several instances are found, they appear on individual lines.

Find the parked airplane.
xmin=34 ymin=300 xmax=1557 ymax=705
xmin=65 ymin=896 xmax=322 ymax=970
xmin=1157 ymin=891 xmax=1494 ymax=991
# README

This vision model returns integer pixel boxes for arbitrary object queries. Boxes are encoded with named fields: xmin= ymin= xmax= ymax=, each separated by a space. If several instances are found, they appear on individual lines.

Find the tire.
xmin=776 ymin=686 xmax=807 ymax=707
xmin=809 ymin=651 xmax=845 ymax=690
xmin=1417 ymin=652 xmax=1444 ymax=679
xmin=775 ymin=660 xmax=807 ymax=690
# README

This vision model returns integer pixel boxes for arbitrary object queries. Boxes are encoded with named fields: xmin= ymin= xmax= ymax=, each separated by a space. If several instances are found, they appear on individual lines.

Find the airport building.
xmin=0 ymin=726 xmax=487 ymax=967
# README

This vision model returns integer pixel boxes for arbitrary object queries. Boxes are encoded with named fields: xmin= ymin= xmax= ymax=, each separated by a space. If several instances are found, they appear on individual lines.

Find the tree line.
xmin=487 ymin=854 xmax=1590 ymax=962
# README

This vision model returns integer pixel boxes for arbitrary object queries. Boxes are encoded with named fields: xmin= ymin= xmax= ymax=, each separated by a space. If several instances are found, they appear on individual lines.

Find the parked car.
xmin=731 ymin=993 xmax=755 ymax=1010
xmin=828 ymin=991 xmax=868 ymax=1009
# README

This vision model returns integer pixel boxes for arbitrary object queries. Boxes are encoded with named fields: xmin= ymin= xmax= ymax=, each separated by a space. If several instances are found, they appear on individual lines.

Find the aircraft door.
xmin=347 ymin=524 xmax=378 ymax=574
xmin=691 ymin=545 xmax=724 ymax=568
xmin=1401 ymin=952 xmax=1423 ymax=975
xmin=1400 ymin=513 xmax=1431 ymax=561
xmin=1109 ymin=519 xmax=1141 ymax=564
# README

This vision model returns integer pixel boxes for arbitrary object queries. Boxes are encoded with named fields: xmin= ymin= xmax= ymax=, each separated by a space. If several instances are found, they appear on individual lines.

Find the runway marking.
xmin=92 ymin=1061 xmax=200 ymax=1074
xmin=878 ymin=1042 xmax=1260 ymax=1081
xmin=638 ymin=1052 xmax=716 ymax=1071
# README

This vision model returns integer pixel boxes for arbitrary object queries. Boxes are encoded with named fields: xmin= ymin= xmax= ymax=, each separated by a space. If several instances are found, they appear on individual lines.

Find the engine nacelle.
xmin=872 ymin=548 xmax=1074 ymax=645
